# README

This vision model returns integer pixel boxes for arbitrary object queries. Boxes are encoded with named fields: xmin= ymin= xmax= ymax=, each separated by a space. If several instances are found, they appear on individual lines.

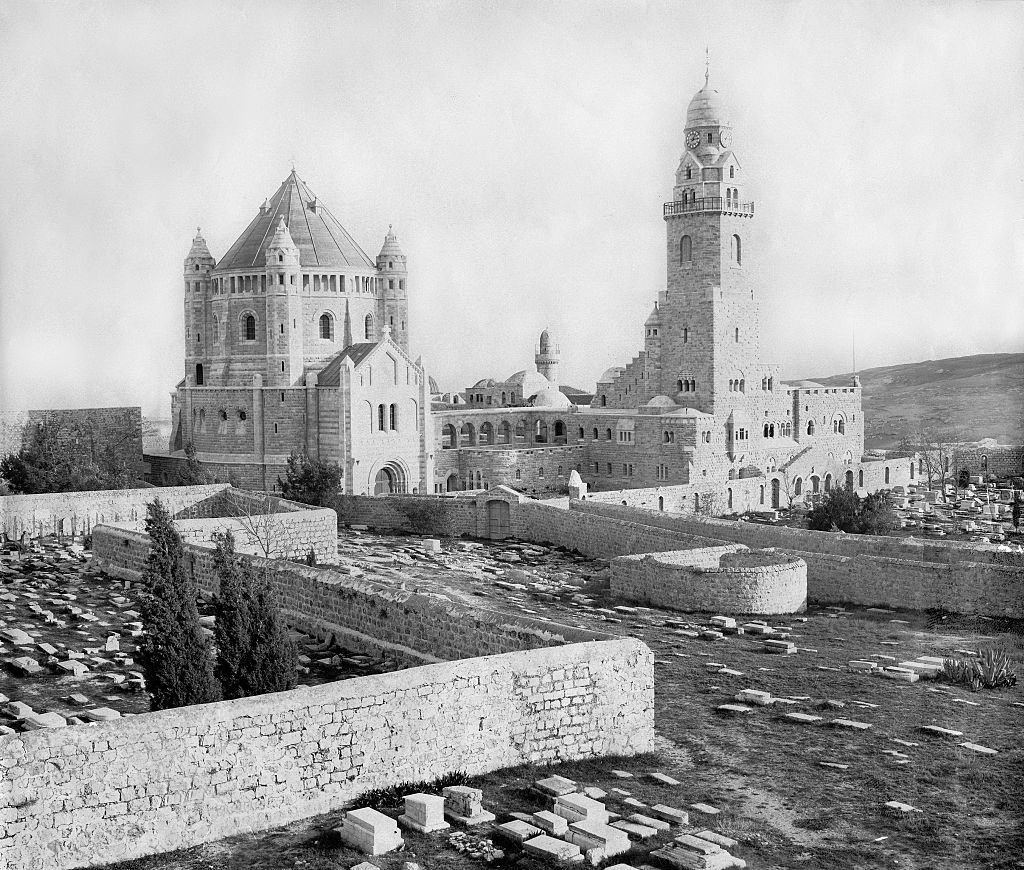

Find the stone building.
xmin=433 ymin=74 xmax=914 ymax=503
xmin=154 ymin=171 xmax=432 ymax=494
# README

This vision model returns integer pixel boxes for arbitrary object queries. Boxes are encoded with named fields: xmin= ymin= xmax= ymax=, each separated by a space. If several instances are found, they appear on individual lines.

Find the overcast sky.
xmin=1 ymin=0 xmax=1021 ymax=418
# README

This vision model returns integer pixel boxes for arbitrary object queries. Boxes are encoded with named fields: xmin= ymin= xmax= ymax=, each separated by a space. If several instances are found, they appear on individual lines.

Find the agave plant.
xmin=941 ymin=647 xmax=1017 ymax=692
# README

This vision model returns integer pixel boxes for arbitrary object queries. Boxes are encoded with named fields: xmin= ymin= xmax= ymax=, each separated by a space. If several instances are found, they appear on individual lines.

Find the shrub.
xmin=278 ymin=452 xmax=343 ymax=506
xmin=807 ymin=487 xmax=897 ymax=535
xmin=137 ymin=500 xmax=221 ymax=710
xmin=175 ymin=442 xmax=213 ymax=486
xmin=941 ymin=646 xmax=1017 ymax=692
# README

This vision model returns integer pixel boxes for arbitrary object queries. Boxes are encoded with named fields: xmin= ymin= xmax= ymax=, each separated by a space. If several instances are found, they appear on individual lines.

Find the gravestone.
xmin=398 ymin=793 xmax=449 ymax=833
xmin=335 ymin=808 xmax=404 ymax=856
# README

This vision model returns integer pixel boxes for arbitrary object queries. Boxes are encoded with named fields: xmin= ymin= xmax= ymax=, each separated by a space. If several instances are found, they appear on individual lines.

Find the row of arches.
xmin=202 ymin=311 xmax=376 ymax=346
xmin=763 ymin=422 xmax=792 ymax=438
xmin=208 ymin=273 xmax=384 ymax=296
xmin=676 ymin=378 xmax=697 ymax=392
xmin=441 ymin=418 xmax=570 ymax=448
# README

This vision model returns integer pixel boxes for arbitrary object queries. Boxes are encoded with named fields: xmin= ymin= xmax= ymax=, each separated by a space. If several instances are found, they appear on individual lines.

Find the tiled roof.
xmin=315 ymin=343 xmax=378 ymax=386
xmin=215 ymin=170 xmax=375 ymax=272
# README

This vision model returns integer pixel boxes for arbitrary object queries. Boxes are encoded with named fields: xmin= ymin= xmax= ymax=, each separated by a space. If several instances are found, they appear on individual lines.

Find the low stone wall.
xmin=92 ymin=526 xmax=609 ymax=665
xmin=576 ymin=501 xmax=1024 ymax=617
xmin=1 ymin=637 xmax=653 ymax=870
xmin=611 ymin=546 xmax=807 ymax=614
xmin=0 ymin=484 xmax=230 ymax=538
xmin=333 ymin=493 xmax=481 ymax=537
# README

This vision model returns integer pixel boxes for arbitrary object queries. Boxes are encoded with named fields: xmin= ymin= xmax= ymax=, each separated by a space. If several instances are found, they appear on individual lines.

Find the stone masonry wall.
xmin=0 ymin=484 xmax=230 ymax=538
xmin=1 ymin=638 xmax=653 ymax=870
xmin=92 ymin=526 xmax=609 ymax=665
xmin=611 ymin=547 xmax=807 ymax=614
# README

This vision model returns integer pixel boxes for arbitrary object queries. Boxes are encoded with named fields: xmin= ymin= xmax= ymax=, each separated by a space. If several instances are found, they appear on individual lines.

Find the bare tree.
xmin=694 ymin=491 xmax=720 ymax=517
xmin=914 ymin=428 xmax=960 ymax=496
xmin=222 ymin=490 xmax=281 ymax=563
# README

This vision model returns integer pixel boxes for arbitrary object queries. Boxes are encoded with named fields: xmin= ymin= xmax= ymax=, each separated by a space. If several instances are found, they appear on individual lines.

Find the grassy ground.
xmin=98 ymin=545 xmax=1024 ymax=870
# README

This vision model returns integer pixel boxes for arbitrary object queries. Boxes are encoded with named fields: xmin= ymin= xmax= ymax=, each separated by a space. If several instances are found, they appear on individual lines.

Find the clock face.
xmin=719 ymin=129 xmax=733 ymax=148
xmin=685 ymin=130 xmax=701 ymax=150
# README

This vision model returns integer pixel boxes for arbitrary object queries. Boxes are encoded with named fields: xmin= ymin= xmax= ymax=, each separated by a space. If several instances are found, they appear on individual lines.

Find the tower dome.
xmin=686 ymin=83 xmax=729 ymax=129
xmin=377 ymin=224 xmax=405 ymax=260
xmin=539 ymin=328 xmax=552 ymax=354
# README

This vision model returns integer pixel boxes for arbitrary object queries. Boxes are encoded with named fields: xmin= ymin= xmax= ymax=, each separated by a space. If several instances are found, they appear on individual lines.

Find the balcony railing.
xmin=663 ymin=197 xmax=755 ymax=217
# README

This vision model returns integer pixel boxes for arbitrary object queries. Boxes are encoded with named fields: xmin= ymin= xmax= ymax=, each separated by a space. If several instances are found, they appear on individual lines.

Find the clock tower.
xmin=659 ymin=71 xmax=759 ymax=416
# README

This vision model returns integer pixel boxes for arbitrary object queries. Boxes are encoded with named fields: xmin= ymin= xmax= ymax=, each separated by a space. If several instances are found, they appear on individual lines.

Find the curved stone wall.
xmin=610 ymin=546 xmax=807 ymax=614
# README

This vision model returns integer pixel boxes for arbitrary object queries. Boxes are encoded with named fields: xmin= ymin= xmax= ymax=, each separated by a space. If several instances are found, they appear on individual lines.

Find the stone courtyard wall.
xmin=1 ymin=637 xmax=653 ymax=870
xmin=611 ymin=547 xmax=807 ymax=614
xmin=575 ymin=501 xmax=1024 ymax=617
xmin=0 ymin=484 xmax=230 ymax=538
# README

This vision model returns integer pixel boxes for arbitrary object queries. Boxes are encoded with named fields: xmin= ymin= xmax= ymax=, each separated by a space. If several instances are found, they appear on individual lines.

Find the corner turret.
xmin=376 ymin=225 xmax=409 ymax=353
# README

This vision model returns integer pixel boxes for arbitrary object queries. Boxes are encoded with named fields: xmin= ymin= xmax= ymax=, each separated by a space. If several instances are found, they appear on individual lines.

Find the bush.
xmin=807 ymin=487 xmax=897 ymax=535
xmin=278 ymin=452 xmax=343 ymax=506
xmin=137 ymin=500 xmax=221 ymax=710
xmin=941 ymin=647 xmax=1017 ymax=692
xmin=175 ymin=442 xmax=213 ymax=486
xmin=212 ymin=530 xmax=298 ymax=699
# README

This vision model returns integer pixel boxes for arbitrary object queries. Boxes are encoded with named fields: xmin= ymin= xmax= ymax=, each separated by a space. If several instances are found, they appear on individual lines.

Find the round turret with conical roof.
xmin=377 ymin=225 xmax=410 ymax=353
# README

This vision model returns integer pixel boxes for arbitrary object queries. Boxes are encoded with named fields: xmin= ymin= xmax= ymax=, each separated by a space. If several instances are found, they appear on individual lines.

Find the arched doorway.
xmin=845 ymin=470 xmax=854 ymax=490
xmin=771 ymin=478 xmax=780 ymax=509
xmin=486 ymin=500 xmax=510 ymax=539
xmin=374 ymin=467 xmax=396 ymax=495
xmin=445 ymin=473 xmax=460 ymax=492
xmin=810 ymin=475 xmax=820 ymax=493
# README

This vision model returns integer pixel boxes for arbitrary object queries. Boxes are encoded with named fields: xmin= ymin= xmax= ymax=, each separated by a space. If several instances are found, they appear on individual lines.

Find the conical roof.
xmin=216 ymin=170 xmax=375 ymax=272
xmin=377 ymin=225 xmax=404 ymax=259
xmin=186 ymin=227 xmax=213 ymax=260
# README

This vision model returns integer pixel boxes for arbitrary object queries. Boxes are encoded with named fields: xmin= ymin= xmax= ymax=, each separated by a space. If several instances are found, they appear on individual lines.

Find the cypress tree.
xmin=212 ymin=530 xmax=298 ymax=699
xmin=138 ymin=499 xmax=221 ymax=710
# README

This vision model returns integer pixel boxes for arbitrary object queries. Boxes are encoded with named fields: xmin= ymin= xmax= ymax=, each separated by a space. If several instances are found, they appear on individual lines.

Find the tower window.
xmin=707 ymin=132 xmax=713 ymax=143
xmin=280 ymin=323 xmax=284 ymax=334
xmin=319 ymin=313 xmax=333 ymax=339
xmin=683 ymin=327 xmax=689 ymax=343
xmin=732 ymin=234 xmax=742 ymax=264
xmin=244 ymin=314 xmax=256 ymax=341
xmin=389 ymin=403 xmax=397 ymax=430
xmin=278 ymin=253 xmax=283 ymax=263
xmin=389 ymin=279 xmax=395 ymax=289
xmin=735 ymin=328 xmax=740 ymax=343
xmin=730 ymin=165 xmax=735 ymax=178
xmin=365 ymin=314 xmax=374 ymax=340
xmin=685 ymin=166 xmax=692 ymax=180
xmin=195 ymin=364 xmax=204 ymax=385
xmin=679 ymin=235 xmax=692 ymax=264
xmin=378 ymin=404 xmax=385 ymax=431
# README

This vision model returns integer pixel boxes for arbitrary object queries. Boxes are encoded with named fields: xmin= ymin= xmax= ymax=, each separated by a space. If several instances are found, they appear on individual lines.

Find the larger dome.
xmin=686 ymin=84 xmax=729 ymax=129
xmin=531 ymin=385 xmax=572 ymax=409
xmin=215 ymin=170 xmax=376 ymax=272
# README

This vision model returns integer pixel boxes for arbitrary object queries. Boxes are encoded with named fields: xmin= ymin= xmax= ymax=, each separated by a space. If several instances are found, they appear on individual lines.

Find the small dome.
xmin=530 ymin=385 xmax=572 ymax=409
xmin=646 ymin=395 xmax=677 ymax=408
xmin=539 ymin=328 xmax=552 ymax=354
xmin=471 ymin=377 xmax=496 ymax=388
xmin=598 ymin=366 xmax=625 ymax=384
xmin=505 ymin=370 xmax=550 ymax=397
xmin=645 ymin=303 xmax=662 ymax=326
xmin=686 ymin=83 xmax=729 ymax=129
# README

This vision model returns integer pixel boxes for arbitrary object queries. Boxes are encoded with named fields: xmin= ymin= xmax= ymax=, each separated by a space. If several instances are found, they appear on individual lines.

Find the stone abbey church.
xmin=158 ymin=74 xmax=912 ymax=505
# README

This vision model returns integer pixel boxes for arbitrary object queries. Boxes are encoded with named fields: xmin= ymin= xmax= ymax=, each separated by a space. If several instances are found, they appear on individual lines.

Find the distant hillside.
xmin=807 ymin=353 xmax=1024 ymax=450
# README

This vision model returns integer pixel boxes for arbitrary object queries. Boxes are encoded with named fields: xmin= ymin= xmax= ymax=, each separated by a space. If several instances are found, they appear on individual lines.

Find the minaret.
xmin=661 ymin=70 xmax=757 ymax=415
xmin=183 ymin=227 xmax=215 ymax=386
xmin=264 ymin=216 xmax=303 ymax=386
xmin=535 ymin=328 xmax=560 ymax=383
xmin=376 ymin=225 xmax=409 ymax=353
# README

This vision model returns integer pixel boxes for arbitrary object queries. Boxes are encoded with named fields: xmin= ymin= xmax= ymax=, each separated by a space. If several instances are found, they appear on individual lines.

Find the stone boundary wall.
xmin=611 ymin=547 xmax=807 ymax=614
xmin=573 ymin=498 xmax=1022 ymax=568
xmin=1 ymin=638 xmax=653 ymax=870
xmin=953 ymin=444 xmax=1024 ymax=479
xmin=92 ymin=526 xmax=610 ymax=665
xmin=333 ymin=493 xmax=481 ymax=537
xmin=574 ymin=501 xmax=1024 ymax=617
xmin=104 ymin=508 xmax=339 ymax=566
xmin=0 ymin=484 xmax=230 ymax=538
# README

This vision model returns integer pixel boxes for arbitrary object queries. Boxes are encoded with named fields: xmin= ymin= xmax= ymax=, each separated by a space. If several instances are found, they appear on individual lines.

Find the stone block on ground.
xmin=688 ymin=803 xmax=721 ymax=817
xmin=495 ymin=820 xmax=542 ymax=845
xmin=532 ymin=810 xmax=568 ymax=835
xmin=336 ymin=807 xmax=404 ymax=856
xmin=647 ymin=771 xmax=681 ymax=785
xmin=611 ymin=818 xmax=659 ymax=839
xmin=919 ymin=725 xmax=963 ymax=738
xmin=629 ymin=813 xmax=670 ymax=831
xmin=649 ymin=804 xmax=690 ymax=825
xmin=566 ymin=819 xmax=631 ymax=859
xmin=785 ymin=712 xmax=822 ymax=724
xmin=535 ymin=775 xmax=579 ymax=797
xmin=398 ymin=793 xmax=449 ymax=833
xmin=696 ymin=831 xmax=738 ymax=849
xmin=442 ymin=785 xmax=495 ymax=825
xmin=554 ymin=793 xmax=609 ymax=824
xmin=82 ymin=707 xmax=121 ymax=722
xmin=717 ymin=704 xmax=754 ymax=716
xmin=652 ymin=842 xmax=746 ymax=869
xmin=523 ymin=834 xmax=582 ymax=862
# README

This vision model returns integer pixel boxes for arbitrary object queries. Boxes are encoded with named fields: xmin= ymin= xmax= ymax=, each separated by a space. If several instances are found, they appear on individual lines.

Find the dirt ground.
xmin=84 ymin=531 xmax=1024 ymax=870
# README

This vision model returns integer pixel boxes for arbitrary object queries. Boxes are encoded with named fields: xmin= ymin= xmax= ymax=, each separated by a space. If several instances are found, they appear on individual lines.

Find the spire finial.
xmin=705 ymin=46 xmax=710 ymax=86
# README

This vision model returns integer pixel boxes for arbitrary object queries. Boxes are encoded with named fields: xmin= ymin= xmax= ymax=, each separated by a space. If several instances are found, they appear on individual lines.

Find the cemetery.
xmin=1 ymin=484 xmax=1021 ymax=870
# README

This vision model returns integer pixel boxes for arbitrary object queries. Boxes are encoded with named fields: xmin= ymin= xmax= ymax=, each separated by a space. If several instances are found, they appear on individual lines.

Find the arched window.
xmin=592 ymin=428 xmax=598 ymax=440
xmin=676 ymin=379 xmax=683 ymax=392
xmin=735 ymin=327 xmax=740 ymax=343
xmin=884 ymin=467 xmax=890 ymax=484
xmin=729 ymin=165 xmax=735 ymax=178
xmin=319 ymin=313 xmax=333 ymax=339
xmin=824 ymin=474 xmax=832 ymax=492
xmin=197 ymin=408 xmax=206 ymax=432
xmin=685 ymin=166 xmax=692 ymax=180
xmin=763 ymin=423 xmax=770 ymax=438
xmin=389 ymin=403 xmax=397 ymax=430
xmin=364 ymin=314 xmax=374 ymax=340
xmin=859 ymin=469 xmax=864 ymax=487
xmin=739 ymin=378 xmax=744 ymax=392
xmin=731 ymin=234 xmax=742 ymax=264
xmin=679 ymin=235 xmax=692 ymax=263
xmin=658 ymin=496 xmax=664 ymax=511
xmin=769 ymin=423 xmax=775 ymax=437
xmin=244 ymin=314 xmax=256 ymax=341
xmin=605 ymin=428 xmax=612 ymax=441
xmin=600 ymin=395 xmax=607 ymax=407
xmin=807 ymin=420 xmax=815 ymax=436
xmin=727 ymin=488 xmax=733 ymax=509
xmin=378 ymin=404 xmax=385 ymax=431
xmin=195 ymin=363 xmax=204 ymax=385
xmin=794 ymin=477 xmax=803 ymax=495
